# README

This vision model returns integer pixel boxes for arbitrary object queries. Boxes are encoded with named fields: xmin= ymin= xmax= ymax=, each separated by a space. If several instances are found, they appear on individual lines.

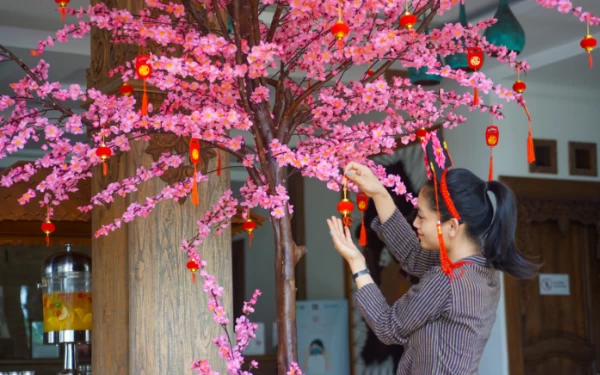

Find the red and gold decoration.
xmin=95 ymin=124 xmax=112 ymax=176
xmin=135 ymin=54 xmax=152 ymax=116
xmin=485 ymin=124 xmax=499 ymax=181
xmin=366 ymin=69 xmax=375 ymax=77
xmin=467 ymin=47 xmax=484 ymax=105
xmin=186 ymin=259 xmax=199 ymax=284
xmin=337 ymin=177 xmax=354 ymax=227
xmin=512 ymin=66 xmax=535 ymax=164
xmin=55 ymin=0 xmax=70 ymax=23
xmin=399 ymin=0 xmax=417 ymax=30
xmin=41 ymin=206 xmax=55 ymax=247
xmin=189 ymin=138 xmax=201 ymax=205
xmin=580 ymin=23 xmax=597 ymax=69
xmin=242 ymin=211 xmax=257 ymax=248
xmin=119 ymin=82 xmax=134 ymax=96
xmin=357 ymin=192 xmax=368 ymax=247
xmin=416 ymin=127 xmax=427 ymax=142
xmin=330 ymin=1 xmax=349 ymax=51
xmin=217 ymin=149 xmax=221 ymax=176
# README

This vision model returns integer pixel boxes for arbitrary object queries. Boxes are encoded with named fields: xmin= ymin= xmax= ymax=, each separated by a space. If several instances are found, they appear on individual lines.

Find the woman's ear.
xmin=447 ymin=218 xmax=461 ymax=238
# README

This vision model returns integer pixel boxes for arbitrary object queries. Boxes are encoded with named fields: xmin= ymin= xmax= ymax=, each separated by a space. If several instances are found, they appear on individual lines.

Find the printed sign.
xmin=539 ymin=273 xmax=570 ymax=296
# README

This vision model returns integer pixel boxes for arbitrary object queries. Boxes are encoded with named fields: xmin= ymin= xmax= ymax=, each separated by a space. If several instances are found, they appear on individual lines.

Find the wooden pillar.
xmin=88 ymin=1 xmax=232 ymax=374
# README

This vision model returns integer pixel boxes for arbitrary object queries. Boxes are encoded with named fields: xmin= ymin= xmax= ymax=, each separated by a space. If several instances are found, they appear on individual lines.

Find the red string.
xmin=440 ymin=170 xmax=461 ymax=221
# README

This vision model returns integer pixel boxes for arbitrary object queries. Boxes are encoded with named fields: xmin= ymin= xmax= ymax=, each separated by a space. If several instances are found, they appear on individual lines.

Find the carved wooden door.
xmin=503 ymin=178 xmax=600 ymax=375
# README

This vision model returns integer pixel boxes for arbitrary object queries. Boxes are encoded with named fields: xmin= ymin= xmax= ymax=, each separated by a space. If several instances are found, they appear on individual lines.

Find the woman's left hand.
xmin=327 ymin=216 xmax=364 ymax=265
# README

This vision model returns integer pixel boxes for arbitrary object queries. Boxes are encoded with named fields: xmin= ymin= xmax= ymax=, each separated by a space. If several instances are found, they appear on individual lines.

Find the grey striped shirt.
xmin=355 ymin=209 xmax=500 ymax=375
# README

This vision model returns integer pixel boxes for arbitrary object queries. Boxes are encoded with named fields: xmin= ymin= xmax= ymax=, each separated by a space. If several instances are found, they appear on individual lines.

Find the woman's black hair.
xmin=310 ymin=339 xmax=324 ymax=349
xmin=423 ymin=168 xmax=539 ymax=279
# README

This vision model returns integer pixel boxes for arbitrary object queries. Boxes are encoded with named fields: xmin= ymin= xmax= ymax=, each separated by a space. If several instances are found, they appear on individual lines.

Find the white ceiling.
xmin=1 ymin=0 xmax=599 ymax=175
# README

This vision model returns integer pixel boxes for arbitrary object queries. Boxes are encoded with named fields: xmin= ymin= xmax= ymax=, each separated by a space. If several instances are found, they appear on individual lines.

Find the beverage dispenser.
xmin=38 ymin=244 xmax=91 ymax=374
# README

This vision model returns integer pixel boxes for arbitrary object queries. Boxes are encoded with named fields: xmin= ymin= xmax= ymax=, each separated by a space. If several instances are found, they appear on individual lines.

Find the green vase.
xmin=484 ymin=0 xmax=526 ymax=55
xmin=445 ymin=3 xmax=472 ymax=71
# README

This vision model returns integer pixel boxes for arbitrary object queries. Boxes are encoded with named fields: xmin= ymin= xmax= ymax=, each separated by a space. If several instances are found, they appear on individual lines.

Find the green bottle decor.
xmin=445 ymin=3 xmax=472 ymax=71
xmin=408 ymin=27 xmax=443 ymax=86
xmin=484 ymin=0 xmax=526 ymax=55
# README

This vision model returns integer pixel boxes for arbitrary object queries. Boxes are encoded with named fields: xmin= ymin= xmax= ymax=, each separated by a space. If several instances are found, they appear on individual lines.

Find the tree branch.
xmin=266 ymin=4 xmax=284 ymax=43
xmin=181 ymin=0 xmax=210 ymax=35
xmin=211 ymin=0 xmax=232 ymax=43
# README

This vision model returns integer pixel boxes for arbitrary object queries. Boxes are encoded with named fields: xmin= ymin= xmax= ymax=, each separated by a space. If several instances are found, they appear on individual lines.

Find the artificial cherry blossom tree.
xmin=0 ymin=0 xmax=597 ymax=373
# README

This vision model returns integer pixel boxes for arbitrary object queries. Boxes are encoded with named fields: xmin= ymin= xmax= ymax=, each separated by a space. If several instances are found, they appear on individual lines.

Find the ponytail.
xmin=484 ymin=181 xmax=539 ymax=279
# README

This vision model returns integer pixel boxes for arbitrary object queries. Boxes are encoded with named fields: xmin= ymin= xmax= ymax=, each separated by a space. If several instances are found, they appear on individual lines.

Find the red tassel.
xmin=192 ymin=165 xmax=199 ymax=205
xmin=59 ymin=7 xmax=67 ymax=23
xmin=359 ymin=212 xmax=367 ymax=247
xmin=248 ymin=232 xmax=254 ymax=248
xmin=473 ymin=87 xmax=479 ymax=105
xmin=588 ymin=53 xmax=593 ymax=69
xmin=46 ymin=234 xmax=50 ymax=247
xmin=141 ymin=80 xmax=148 ymax=116
xmin=102 ymin=161 xmax=107 ymax=176
xmin=217 ymin=150 xmax=221 ymax=176
xmin=488 ymin=148 xmax=494 ymax=182
xmin=527 ymin=129 xmax=535 ymax=164
xmin=191 ymin=272 xmax=197 ymax=284
xmin=337 ymin=39 xmax=344 ymax=52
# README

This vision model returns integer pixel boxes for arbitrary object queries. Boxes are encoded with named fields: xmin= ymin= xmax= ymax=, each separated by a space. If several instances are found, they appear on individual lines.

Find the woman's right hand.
xmin=344 ymin=161 xmax=387 ymax=198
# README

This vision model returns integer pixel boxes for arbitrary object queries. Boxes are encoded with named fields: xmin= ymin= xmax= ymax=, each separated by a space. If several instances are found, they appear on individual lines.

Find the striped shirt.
xmin=355 ymin=209 xmax=500 ymax=375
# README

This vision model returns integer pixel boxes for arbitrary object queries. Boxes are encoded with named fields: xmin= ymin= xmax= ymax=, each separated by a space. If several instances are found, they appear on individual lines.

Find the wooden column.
xmin=89 ymin=1 xmax=232 ymax=374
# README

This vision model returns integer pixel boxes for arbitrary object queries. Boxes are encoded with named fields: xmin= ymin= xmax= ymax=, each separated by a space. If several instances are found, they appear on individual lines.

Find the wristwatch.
xmin=352 ymin=268 xmax=370 ymax=281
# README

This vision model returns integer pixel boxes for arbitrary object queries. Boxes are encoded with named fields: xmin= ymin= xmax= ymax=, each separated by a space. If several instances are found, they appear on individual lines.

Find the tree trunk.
xmin=272 ymin=213 xmax=298 ymax=374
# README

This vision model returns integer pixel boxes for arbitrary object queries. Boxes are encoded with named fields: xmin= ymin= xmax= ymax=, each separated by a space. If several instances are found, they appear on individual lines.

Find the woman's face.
xmin=412 ymin=187 xmax=441 ymax=251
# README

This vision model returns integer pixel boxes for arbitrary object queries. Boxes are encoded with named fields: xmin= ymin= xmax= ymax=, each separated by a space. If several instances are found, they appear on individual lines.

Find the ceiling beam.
xmin=484 ymin=31 xmax=600 ymax=79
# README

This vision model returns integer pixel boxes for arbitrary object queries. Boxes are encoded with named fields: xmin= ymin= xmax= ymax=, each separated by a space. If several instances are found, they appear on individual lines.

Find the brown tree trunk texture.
xmin=268 ymin=163 xmax=307 ymax=374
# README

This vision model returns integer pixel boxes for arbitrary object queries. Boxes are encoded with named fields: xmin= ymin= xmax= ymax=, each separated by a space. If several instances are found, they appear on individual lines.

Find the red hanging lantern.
xmin=55 ymin=0 xmax=70 ymax=23
xmin=41 ymin=220 xmax=56 ymax=247
xmin=186 ymin=260 xmax=199 ymax=284
xmin=242 ymin=214 xmax=257 ymax=248
xmin=416 ymin=128 xmax=427 ymax=142
xmin=512 ymin=80 xmax=526 ymax=94
xmin=399 ymin=12 xmax=417 ymax=30
xmin=330 ymin=1 xmax=349 ymax=51
xmin=189 ymin=138 xmax=200 ymax=205
xmin=96 ymin=143 xmax=112 ymax=176
xmin=467 ymin=47 xmax=484 ymax=105
xmin=399 ymin=0 xmax=417 ymax=30
xmin=356 ymin=192 xmax=368 ymax=247
xmin=366 ymin=69 xmax=375 ymax=77
xmin=337 ymin=178 xmax=354 ymax=227
xmin=485 ymin=125 xmax=499 ymax=182
xmin=580 ymin=23 xmax=597 ymax=69
xmin=120 ymin=82 xmax=134 ymax=96
xmin=136 ymin=54 xmax=152 ymax=116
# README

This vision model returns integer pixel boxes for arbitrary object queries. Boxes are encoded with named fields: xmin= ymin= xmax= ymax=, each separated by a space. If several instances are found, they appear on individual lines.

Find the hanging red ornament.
xmin=186 ymin=260 xmax=199 ymax=284
xmin=485 ymin=125 xmax=499 ymax=182
xmin=189 ymin=138 xmax=200 ymax=205
xmin=135 ymin=54 xmax=152 ymax=116
xmin=120 ymin=82 xmax=134 ymax=96
xmin=399 ymin=0 xmax=417 ymax=30
xmin=330 ymin=1 xmax=349 ymax=51
xmin=337 ymin=178 xmax=354 ymax=227
xmin=356 ymin=192 xmax=368 ymax=247
xmin=96 ymin=143 xmax=112 ymax=176
xmin=416 ymin=128 xmax=427 ymax=142
xmin=55 ymin=0 xmax=70 ymax=23
xmin=512 ymin=65 xmax=526 ymax=94
xmin=41 ymin=219 xmax=56 ymax=247
xmin=367 ymin=69 xmax=375 ymax=77
xmin=580 ymin=23 xmax=597 ymax=69
xmin=467 ymin=47 xmax=484 ymax=105
xmin=242 ymin=212 xmax=257 ymax=248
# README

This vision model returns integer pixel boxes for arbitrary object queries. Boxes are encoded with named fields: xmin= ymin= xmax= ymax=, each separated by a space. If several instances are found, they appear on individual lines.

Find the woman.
xmin=327 ymin=159 xmax=538 ymax=375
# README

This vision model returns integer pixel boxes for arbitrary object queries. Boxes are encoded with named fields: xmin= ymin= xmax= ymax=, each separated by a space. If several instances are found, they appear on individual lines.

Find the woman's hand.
xmin=327 ymin=216 xmax=365 ymax=267
xmin=344 ymin=162 xmax=387 ymax=198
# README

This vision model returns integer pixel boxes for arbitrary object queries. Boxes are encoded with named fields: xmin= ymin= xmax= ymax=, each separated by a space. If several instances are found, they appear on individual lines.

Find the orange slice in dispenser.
xmin=74 ymin=308 xmax=85 ymax=320
xmin=57 ymin=306 xmax=68 ymax=321
xmin=83 ymin=313 xmax=92 ymax=326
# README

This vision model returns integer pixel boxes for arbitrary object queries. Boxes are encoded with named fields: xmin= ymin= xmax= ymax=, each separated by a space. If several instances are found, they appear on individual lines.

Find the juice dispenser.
xmin=38 ymin=244 xmax=92 ymax=375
